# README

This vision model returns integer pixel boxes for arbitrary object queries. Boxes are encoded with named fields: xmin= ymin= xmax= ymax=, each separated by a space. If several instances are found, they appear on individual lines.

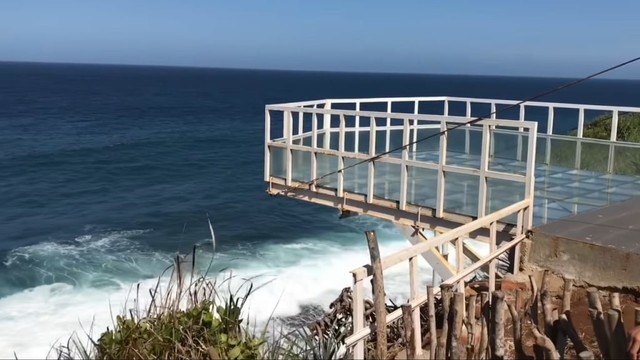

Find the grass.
xmin=51 ymin=247 xmax=351 ymax=360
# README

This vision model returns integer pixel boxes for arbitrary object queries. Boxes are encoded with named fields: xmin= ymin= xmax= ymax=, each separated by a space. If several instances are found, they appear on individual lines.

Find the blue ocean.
xmin=1 ymin=62 xmax=639 ymax=356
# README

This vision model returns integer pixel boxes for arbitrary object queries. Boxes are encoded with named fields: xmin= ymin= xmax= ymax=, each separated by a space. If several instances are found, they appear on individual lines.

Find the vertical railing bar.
xmin=575 ymin=107 xmax=585 ymax=170
xmin=386 ymin=101 xmax=392 ymax=152
xmin=546 ymin=106 xmax=554 ymax=165
xmin=298 ymin=110 xmax=303 ymax=137
xmin=355 ymin=102 xmax=360 ymax=153
xmin=465 ymin=101 xmax=471 ymax=155
xmin=352 ymin=270 xmax=365 ymax=359
xmin=478 ymin=124 xmax=490 ymax=218
xmin=608 ymin=110 xmax=619 ymax=173
xmin=367 ymin=117 xmax=377 ymax=203
xmin=311 ymin=111 xmax=318 ymax=191
xmin=322 ymin=101 xmax=332 ymax=149
xmin=525 ymin=124 xmax=538 ymax=230
xmin=517 ymin=104 xmax=525 ymax=161
xmin=337 ymin=114 xmax=346 ymax=197
xmin=412 ymin=100 xmax=419 ymax=159
xmin=489 ymin=102 xmax=496 ymax=158
xmin=409 ymin=256 xmax=423 ymax=355
xmin=456 ymin=237 xmax=464 ymax=293
xmin=436 ymin=118 xmax=448 ymax=218
xmin=399 ymin=117 xmax=410 ymax=210
xmin=264 ymin=109 xmax=271 ymax=182
xmin=489 ymin=221 xmax=497 ymax=293
xmin=285 ymin=111 xmax=293 ymax=185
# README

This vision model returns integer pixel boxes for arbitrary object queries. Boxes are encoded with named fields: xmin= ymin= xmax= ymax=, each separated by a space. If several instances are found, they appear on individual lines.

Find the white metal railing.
xmin=265 ymin=98 xmax=538 ymax=225
xmin=266 ymin=97 xmax=640 ymax=179
xmin=345 ymin=199 xmax=532 ymax=358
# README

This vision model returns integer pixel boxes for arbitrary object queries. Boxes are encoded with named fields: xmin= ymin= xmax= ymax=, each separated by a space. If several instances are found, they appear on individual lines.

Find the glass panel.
xmin=343 ymin=158 xmax=369 ymax=195
xmin=407 ymin=166 xmax=438 ymax=208
xmin=446 ymin=127 xmax=482 ymax=168
xmin=486 ymin=178 xmax=524 ymax=223
xmin=291 ymin=150 xmax=311 ymax=182
xmin=444 ymin=172 xmax=479 ymax=217
xmin=316 ymin=154 xmax=338 ymax=189
xmin=578 ymin=141 xmax=609 ymax=173
xmin=613 ymin=145 xmax=640 ymax=175
xmin=488 ymin=129 xmax=527 ymax=175
xmin=373 ymin=162 xmax=401 ymax=200
xmin=547 ymin=137 xmax=577 ymax=169
xmin=411 ymin=126 xmax=440 ymax=162
xmin=269 ymin=147 xmax=286 ymax=179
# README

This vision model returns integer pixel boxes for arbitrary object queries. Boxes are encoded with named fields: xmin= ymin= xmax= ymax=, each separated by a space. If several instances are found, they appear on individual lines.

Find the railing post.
xmin=465 ymin=101 xmax=471 ymax=155
xmin=456 ymin=237 xmax=465 ymax=293
xmin=575 ymin=107 xmax=585 ymax=169
xmin=367 ymin=117 xmax=376 ymax=203
xmin=546 ymin=106 xmax=554 ymax=165
xmin=412 ymin=100 xmax=419 ymax=159
xmin=608 ymin=110 xmax=619 ymax=173
xmin=517 ymin=104 xmax=525 ymax=161
xmin=489 ymin=221 xmax=497 ymax=293
xmin=409 ymin=255 xmax=423 ymax=355
xmin=285 ymin=111 xmax=293 ymax=185
xmin=338 ymin=114 xmax=346 ymax=197
xmin=322 ymin=101 xmax=332 ymax=149
xmin=478 ymin=124 xmax=490 ymax=217
xmin=310 ymin=111 xmax=318 ymax=191
xmin=351 ymin=268 xmax=366 ymax=360
xmin=386 ymin=101 xmax=392 ymax=152
xmin=399 ymin=117 xmax=410 ymax=210
xmin=436 ymin=119 xmax=448 ymax=218
xmin=264 ymin=108 xmax=271 ymax=182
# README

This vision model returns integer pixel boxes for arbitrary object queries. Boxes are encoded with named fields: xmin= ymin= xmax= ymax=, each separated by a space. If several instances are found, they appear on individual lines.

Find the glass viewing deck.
xmin=264 ymin=97 xmax=640 ymax=229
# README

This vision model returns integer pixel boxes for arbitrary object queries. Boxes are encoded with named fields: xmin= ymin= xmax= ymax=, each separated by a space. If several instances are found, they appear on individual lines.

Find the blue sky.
xmin=1 ymin=1 xmax=639 ymax=78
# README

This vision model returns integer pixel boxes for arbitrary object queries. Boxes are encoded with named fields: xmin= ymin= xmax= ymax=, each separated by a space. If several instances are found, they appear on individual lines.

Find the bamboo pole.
xmin=586 ymin=287 xmax=609 ymax=358
xmin=491 ymin=291 xmax=505 ymax=360
xmin=427 ymin=286 xmax=437 ymax=360
xmin=451 ymin=292 xmax=465 ymax=360
xmin=365 ymin=230 xmax=387 ymax=360
xmin=610 ymin=292 xmax=621 ymax=311
xmin=402 ymin=304 xmax=415 ymax=359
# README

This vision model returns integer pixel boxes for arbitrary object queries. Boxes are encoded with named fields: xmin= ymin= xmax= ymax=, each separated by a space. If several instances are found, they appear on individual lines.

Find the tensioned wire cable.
xmin=277 ymin=56 xmax=640 ymax=196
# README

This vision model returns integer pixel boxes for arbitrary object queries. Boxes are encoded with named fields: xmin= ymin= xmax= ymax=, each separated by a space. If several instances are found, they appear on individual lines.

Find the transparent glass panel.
xmin=582 ymin=110 xmax=612 ymax=140
xmin=269 ymin=147 xmax=286 ymax=179
xmin=444 ymin=172 xmax=479 ymax=216
xmin=613 ymin=145 xmax=640 ymax=175
xmin=486 ymin=178 xmax=524 ymax=223
xmin=316 ymin=154 xmax=338 ymax=189
xmin=411 ymin=126 xmax=440 ymax=162
xmin=578 ymin=141 xmax=609 ymax=173
xmin=373 ymin=162 xmax=401 ymax=201
xmin=291 ymin=150 xmax=312 ymax=182
xmin=407 ymin=166 xmax=438 ymax=209
xmin=547 ymin=137 xmax=577 ymax=169
xmin=343 ymin=158 xmax=369 ymax=195
xmin=446 ymin=127 xmax=482 ymax=168
xmin=488 ymin=129 xmax=527 ymax=175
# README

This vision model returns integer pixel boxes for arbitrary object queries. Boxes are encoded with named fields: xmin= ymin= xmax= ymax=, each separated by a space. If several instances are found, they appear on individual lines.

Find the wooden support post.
xmin=365 ymin=230 xmax=387 ymax=360
xmin=467 ymin=293 xmax=477 ymax=360
xmin=451 ymin=292 xmax=465 ymax=360
xmin=479 ymin=292 xmax=490 ymax=360
xmin=491 ymin=291 xmax=505 ymax=360
xmin=438 ymin=284 xmax=453 ymax=360
xmin=586 ymin=287 xmax=609 ymax=359
xmin=606 ymin=308 xmax=626 ymax=360
xmin=558 ymin=313 xmax=592 ymax=360
xmin=402 ymin=304 xmax=415 ymax=359
xmin=610 ymin=292 xmax=621 ymax=311
xmin=507 ymin=302 xmax=524 ymax=360
xmin=541 ymin=289 xmax=555 ymax=339
xmin=562 ymin=276 xmax=574 ymax=314
xmin=427 ymin=286 xmax=437 ymax=360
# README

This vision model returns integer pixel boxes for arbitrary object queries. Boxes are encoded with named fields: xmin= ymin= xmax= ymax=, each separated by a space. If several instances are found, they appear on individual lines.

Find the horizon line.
xmin=2 ymin=59 xmax=638 ymax=82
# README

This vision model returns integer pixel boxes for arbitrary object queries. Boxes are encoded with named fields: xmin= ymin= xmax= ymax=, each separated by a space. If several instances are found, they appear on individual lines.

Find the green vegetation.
xmin=546 ymin=112 xmax=640 ymax=175
xmin=53 ymin=251 xmax=350 ymax=360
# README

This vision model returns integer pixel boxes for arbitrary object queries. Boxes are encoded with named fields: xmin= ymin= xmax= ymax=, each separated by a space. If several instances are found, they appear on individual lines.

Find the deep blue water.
xmin=1 ymin=62 xmax=639 ymax=355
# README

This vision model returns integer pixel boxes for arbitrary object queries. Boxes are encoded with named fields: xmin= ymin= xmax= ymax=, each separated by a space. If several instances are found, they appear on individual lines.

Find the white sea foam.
xmin=1 ymin=223 xmax=489 ymax=358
